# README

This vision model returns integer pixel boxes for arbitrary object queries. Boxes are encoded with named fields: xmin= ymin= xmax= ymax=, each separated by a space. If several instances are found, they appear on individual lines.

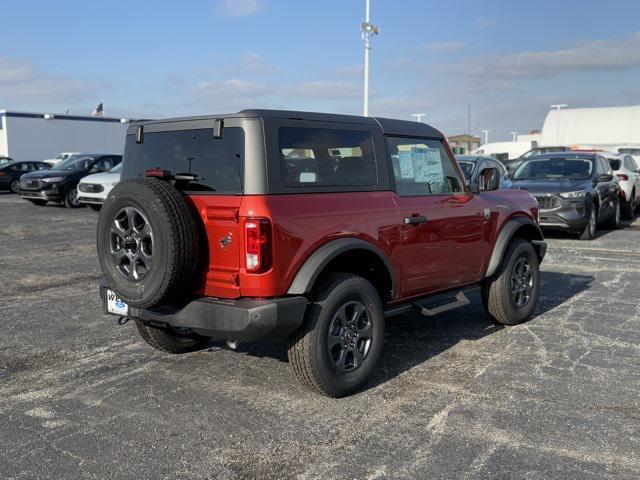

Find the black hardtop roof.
xmin=127 ymin=109 xmax=444 ymax=139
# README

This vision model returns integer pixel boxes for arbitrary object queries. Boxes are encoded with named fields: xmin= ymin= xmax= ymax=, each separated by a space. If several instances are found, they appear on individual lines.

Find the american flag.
xmin=92 ymin=102 xmax=104 ymax=117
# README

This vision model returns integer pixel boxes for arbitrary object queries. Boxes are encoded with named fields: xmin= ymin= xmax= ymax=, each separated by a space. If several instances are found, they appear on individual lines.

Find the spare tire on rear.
xmin=97 ymin=178 xmax=200 ymax=309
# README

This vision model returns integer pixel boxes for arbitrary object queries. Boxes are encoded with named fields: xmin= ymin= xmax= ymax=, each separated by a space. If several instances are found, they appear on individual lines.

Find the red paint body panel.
xmin=186 ymin=187 xmax=538 ymax=303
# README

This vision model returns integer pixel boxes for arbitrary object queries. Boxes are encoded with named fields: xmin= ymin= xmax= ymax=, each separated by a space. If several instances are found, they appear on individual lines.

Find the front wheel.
xmin=288 ymin=273 xmax=385 ymax=397
xmin=9 ymin=179 xmax=19 ymax=194
xmin=135 ymin=320 xmax=209 ymax=354
xmin=482 ymin=239 xmax=540 ymax=326
xmin=64 ymin=186 xmax=81 ymax=208
xmin=579 ymin=204 xmax=597 ymax=240
xmin=606 ymin=199 xmax=621 ymax=229
xmin=621 ymin=193 xmax=635 ymax=220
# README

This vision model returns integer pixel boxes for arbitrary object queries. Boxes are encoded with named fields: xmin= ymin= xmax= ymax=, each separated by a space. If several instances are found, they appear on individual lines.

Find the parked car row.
xmin=457 ymin=149 xmax=640 ymax=240
xmin=0 ymin=152 xmax=123 ymax=210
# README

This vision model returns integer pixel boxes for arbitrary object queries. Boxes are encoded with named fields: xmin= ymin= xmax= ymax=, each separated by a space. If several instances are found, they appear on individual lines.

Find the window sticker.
xmin=398 ymin=151 xmax=415 ymax=179
xmin=411 ymin=147 xmax=443 ymax=183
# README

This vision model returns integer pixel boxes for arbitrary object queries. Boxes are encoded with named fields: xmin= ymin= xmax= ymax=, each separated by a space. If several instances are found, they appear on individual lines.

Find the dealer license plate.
xmin=106 ymin=289 xmax=129 ymax=316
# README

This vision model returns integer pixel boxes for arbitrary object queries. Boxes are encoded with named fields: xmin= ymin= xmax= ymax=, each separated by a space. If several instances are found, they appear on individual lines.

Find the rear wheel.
xmin=288 ymin=273 xmax=385 ymax=397
xmin=9 ymin=179 xmax=19 ymax=194
xmin=64 ymin=186 xmax=81 ymax=208
xmin=135 ymin=320 xmax=209 ymax=354
xmin=579 ymin=204 xmax=597 ymax=240
xmin=27 ymin=199 xmax=47 ymax=206
xmin=482 ymin=239 xmax=540 ymax=326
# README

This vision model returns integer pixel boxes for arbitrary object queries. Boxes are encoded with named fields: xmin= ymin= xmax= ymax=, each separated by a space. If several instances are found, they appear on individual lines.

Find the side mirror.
xmin=476 ymin=167 xmax=500 ymax=192
xmin=597 ymin=173 xmax=613 ymax=182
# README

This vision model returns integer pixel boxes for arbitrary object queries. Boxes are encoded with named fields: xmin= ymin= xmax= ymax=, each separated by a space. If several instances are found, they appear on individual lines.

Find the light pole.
xmin=482 ymin=130 xmax=490 ymax=145
xmin=361 ymin=0 xmax=379 ymax=117
xmin=412 ymin=113 xmax=426 ymax=123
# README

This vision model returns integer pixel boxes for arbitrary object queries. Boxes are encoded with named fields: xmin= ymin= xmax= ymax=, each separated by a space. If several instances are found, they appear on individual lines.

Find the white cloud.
xmin=293 ymin=81 xmax=362 ymax=99
xmin=235 ymin=53 xmax=280 ymax=74
xmin=0 ymin=56 xmax=98 ymax=106
xmin=425 ymin=41 xmax=465 ymax=53
xmin=460 ymin=31 xmax=640 ymax=79
xmin=475 ymin=16 xmax=496 ymax=30
xmin=192 ymin=79 xmax=271 ymax=98
xmin=217 ymin=0 xmax=265 ymax=16
xmin=333 ymin=65 xmax=364 ymax=77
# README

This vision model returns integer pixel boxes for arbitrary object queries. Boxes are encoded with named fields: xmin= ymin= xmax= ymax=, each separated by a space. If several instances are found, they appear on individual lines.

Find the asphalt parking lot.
xmin=1 ymin=193 xmax=639 ymax=480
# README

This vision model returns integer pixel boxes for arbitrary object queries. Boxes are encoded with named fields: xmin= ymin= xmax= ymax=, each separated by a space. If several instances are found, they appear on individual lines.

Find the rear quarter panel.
xmin=239 ymin=192 xmax=401 ymax=298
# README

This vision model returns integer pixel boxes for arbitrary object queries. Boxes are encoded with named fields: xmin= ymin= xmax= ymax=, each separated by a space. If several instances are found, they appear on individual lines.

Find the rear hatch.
xmin=121 ymin=126 xmax=246 ymax=298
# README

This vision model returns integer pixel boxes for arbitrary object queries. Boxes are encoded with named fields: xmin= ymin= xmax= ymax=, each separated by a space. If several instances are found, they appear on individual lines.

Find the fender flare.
xmin=485 ymin=217 xmax=546 ymax=278
xmin=287 ymin=238 xmax=396 ymax=296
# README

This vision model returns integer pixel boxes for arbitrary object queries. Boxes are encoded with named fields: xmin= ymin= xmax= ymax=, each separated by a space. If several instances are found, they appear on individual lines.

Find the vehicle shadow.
xmin=203 ymin=271 xmax=594 ymax=393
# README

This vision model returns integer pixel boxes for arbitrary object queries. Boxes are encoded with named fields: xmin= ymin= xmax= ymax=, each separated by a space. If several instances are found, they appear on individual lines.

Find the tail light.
xmin=617 ymin=174 xmax=629 ymax=181
xmin=245 ymin=218 xmax=271 ymax=273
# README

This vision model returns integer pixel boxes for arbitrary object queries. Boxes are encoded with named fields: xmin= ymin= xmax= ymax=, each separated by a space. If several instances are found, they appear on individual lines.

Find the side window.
xmin=279 ymin=127 xmax=377 ymax=187
xmin=35 ymin=163 xmax=48 ymax=170
xmin=386 ymin=136 xmax=464 ymax=196
xmin=92 ymin=157 xmax=114 ymax=172
xmin=630 ymin=157 xmax=639 ymax=172
xmin=603 ymin=158 xmax=613 ymax=175
xmin=12 ymin=163 xmax=30 ymax=172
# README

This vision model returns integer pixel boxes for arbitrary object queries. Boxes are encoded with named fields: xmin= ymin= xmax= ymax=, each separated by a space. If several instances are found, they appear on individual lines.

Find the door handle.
xmin=404 ymin=215 xmax=427 ymax=225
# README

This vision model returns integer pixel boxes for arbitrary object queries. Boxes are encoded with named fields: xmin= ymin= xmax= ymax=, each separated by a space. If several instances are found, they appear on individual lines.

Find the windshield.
xmin=457 ymin=161 xmax=475 ymax=181
xmin=513 ymin=158 xmax=593 ymax=180
xmin=109 ymin=163 xmax=122 ymax=173
xmin=619 ymin=148 xmax=640 ymax=155
xmin=52 ymin=156 xmax=95 ymax=172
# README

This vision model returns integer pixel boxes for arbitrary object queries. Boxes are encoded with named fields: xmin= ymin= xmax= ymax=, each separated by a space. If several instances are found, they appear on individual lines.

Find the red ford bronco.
xmin=97 ymin=110 xmax=546 ymax=397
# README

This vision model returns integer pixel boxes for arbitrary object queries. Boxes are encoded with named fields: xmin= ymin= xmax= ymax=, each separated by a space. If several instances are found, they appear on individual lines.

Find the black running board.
xmin=384 ymin=286 xmax=480 ymax=318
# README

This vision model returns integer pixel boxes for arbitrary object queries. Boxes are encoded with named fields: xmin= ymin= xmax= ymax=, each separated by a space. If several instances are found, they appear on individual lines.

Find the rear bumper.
xmin=100 ymin=284 xmax=308 ymax=341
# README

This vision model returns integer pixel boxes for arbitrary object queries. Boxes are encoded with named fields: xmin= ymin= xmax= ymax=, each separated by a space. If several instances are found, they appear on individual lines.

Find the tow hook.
xmin=117 ymin=316 xmax=130 ymax=325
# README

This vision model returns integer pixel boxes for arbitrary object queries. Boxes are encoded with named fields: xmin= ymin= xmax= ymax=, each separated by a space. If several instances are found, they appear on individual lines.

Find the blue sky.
xmin=2 ymin=0 xmax=640 ymax=140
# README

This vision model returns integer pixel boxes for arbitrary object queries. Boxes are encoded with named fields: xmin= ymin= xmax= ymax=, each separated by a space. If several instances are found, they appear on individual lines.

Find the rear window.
xmin=279 ymin=127 xmax=377 ymax=187
xmin=122 ymin=128 xmax=244 ymax=194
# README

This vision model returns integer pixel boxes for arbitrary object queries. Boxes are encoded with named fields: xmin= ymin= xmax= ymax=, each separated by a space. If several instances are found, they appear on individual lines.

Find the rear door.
xmin=387 ymin=136 xmax=486 ymax=297
xmin=122 ymin=125 xmax=246 ymax=298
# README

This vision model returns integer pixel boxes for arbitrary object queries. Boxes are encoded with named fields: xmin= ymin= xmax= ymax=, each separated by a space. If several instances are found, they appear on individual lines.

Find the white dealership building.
xmin=0 ymin=110 xmax=137 ymax=162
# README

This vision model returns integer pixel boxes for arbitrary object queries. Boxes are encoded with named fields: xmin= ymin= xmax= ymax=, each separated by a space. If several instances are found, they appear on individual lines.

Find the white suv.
xmin=607 ymin=152 xmax=640 ymax=219
xmin=77 ymin=163 xmax=122 ymax=211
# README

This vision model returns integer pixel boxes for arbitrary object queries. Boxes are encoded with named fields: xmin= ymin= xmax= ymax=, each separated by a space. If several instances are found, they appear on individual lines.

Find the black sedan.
xmin=19 ymin=154 xmax=122 ymax=207
xmin=504 ymin=152 xmax=621 ymax=240
xmin=456 ymin=155 xmax=509 ymax=189
xmin=0 ymin=161 xmax=50 ymax=193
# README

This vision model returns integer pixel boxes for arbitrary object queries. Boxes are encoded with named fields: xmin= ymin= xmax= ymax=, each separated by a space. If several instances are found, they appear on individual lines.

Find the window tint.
xmin=279 ymin=127 xmax=376 ymax=187
xmin=12 ymin=163 xmax=31 ymax=172
xmin=92 ymin=157 xmax=115 ymax=172
xmin=608 ymin=158 xmax=621 ymax=170
xmin=387 ymin=137 xmax=464 ymax=196
xmin=123 ymin=128 xmax=244 ymax=194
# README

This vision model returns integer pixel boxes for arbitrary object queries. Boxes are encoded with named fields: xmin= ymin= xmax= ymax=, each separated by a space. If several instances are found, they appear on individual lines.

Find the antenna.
xmin=361 ymin=0 xmax=379 ymax=117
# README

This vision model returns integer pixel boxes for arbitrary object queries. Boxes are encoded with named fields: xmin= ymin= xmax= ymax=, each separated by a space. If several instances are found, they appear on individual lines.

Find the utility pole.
xmin=361 ymin=0 xmax=379 ymax=117
xmin=481 ymin=130 xmax=490 ymax=145
xmin=412 ymin=113 xmax=426 ymax=123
